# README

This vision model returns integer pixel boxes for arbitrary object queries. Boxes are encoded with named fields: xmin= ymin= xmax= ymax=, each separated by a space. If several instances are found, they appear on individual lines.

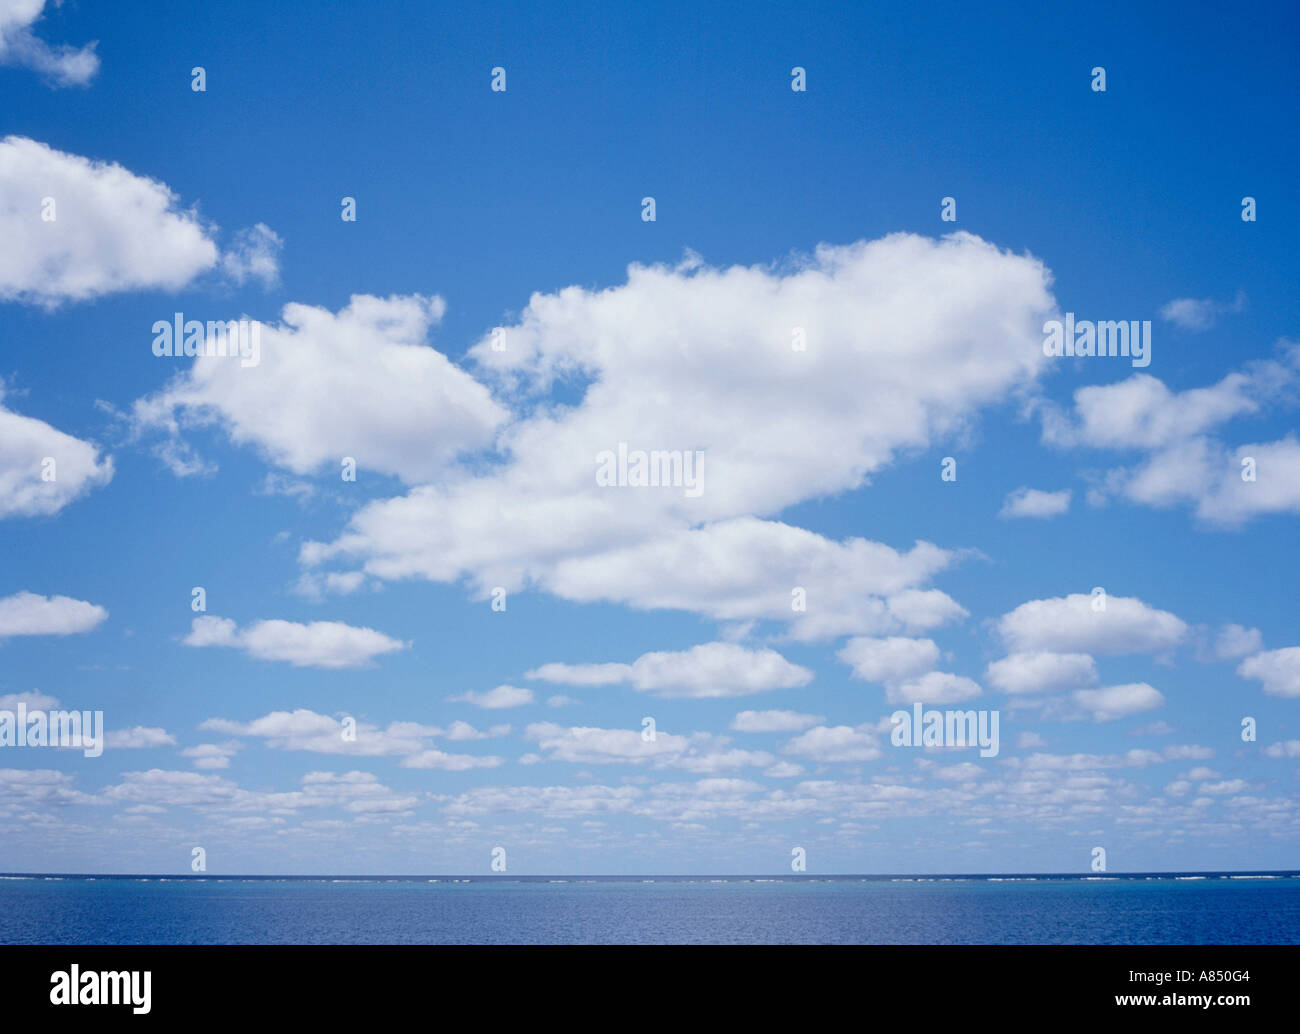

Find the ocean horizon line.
xmin=4 ymin=870 xmax=1298 ymax=882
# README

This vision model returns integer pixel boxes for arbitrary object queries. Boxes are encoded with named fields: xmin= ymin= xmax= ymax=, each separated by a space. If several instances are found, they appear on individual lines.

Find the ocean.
xmin=2 ymin=872 xmax=1298 ymax=945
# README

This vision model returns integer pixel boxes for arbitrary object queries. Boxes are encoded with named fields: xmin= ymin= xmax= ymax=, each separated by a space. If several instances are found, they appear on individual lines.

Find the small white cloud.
xmin=783 ymin=725 xmax=882 ymax=763
xmin=1159 ymin=291 xmax=1246 ymax=331
xmin=441 ymin=721 xmax=510 ymax=741
xmin=526 ymin=661 xmax=632 ymax=686
xmin=520 ymin=723 xmax=771 ymax=774
xmin=400 ymin=749 xmax=504 ymax=771
xmin=986 ymin=652 xmax=1097 ymax=694
xmin=0 ymin=387 xmax=114 ymax=518
xmin=999 ymin=487 xmax=1071 ymax=519
xmin=1237 ymin=648 xmax=1300 ymax=698
xmin=0 ymin=591 xmax=106 ymax=637
xmin=837 ymin=636 xmax=939 ymax=683
xmin=1038 ymin=348 xmax=1300 ymax=526
xmin=1070 ymin=683 xmax=1165 ymax=721
xmin=0 ymin=690 xmax=60 ymax=710
xmin=888 ymin=671 xmax=982 ymax=706
xmin=447 ymin=685 xmax=535 ymax=709
xmin=200 ymin=709 xmax=438 ymax=759
xmin=998 ymin=594 xmax=1187 ymax=656
xmin=730 ymin=710 xmax=823 ymax=733
xmin=180 ymin=741 xmax=241 ymax=769
xmin=1214 ymin=624 xmax=1263 ymax=661
xmin=219 ymin=223 xmax=282 ymax=287
xmin=183 ymin=615 xmax=407 ymax=669
xmin=0 ymin=2 xmax=99 ymax=86
xmin=528 ymin=642 xmax=811 ymax=699
xmin=257 ymin=473 xmax=316 ymax=502
xmin=1198 ymin=779 xmax=1249 ymax=795
xmin=106 ymin=727 xmax=177 ymax=749
xmin=522 ymin=722 xmax=688 ymax=765
xmin=293 ymin=570 xmax=366 ymax=602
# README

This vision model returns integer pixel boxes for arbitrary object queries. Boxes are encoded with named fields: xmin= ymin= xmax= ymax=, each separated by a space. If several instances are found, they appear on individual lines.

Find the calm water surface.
xmin=1 ymin=873 xmax=1296 ymax=944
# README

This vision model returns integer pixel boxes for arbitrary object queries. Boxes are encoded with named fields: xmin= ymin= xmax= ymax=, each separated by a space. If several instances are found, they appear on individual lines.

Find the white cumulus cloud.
xmin=528 ymin=641 xmax=812 ymax=699
xmin=1237 ymin=648 xmax=1300 ymax=698
xmin=985 ymin=652 xmax=1098 ymax=695
xmin=131 ymin=294 xmax=507 ymax=482
xmin=730 ymin=710 xmax=824 ymax=733
xmin=999 ymin=487 xmax=1071 ymax=519
xmin=997 ymin=593 xmax=1187 ymax=656
xmin=183 ymin=616 xmax=407 ymax=669
xmin=783 ymin=724 xmax=882 ymax=763
xmin=0 ymin=136 xmax=220 ymax=304
xmin=1069 ymin=683 xmax=1165 ymax=721
xmin=447 ymin=685 xmax=535 ymax=709
xmin=0 ymin=1 xmax=98 ymax=86
xmin=838 ymin=636 xmax=939 ymax=683
xmin=1159 ymin=291 xmax=1246 ymax=331
xmin=299 ymin=233 xmax=1053 ymax=630
xmin=0 ymin=591 xmax=106 ymax=636
xmin=0 ymin=387 xmax=113 ymax=518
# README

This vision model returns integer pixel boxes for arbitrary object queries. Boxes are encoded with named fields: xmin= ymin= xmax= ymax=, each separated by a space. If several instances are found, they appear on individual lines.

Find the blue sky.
xmin=1 ymin=0 xmax=1298 ymax=875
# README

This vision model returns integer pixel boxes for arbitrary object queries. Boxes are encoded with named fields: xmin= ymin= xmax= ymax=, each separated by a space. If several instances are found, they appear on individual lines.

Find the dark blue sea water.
xmin=2 ymin=873 xmax=1298 ymax=945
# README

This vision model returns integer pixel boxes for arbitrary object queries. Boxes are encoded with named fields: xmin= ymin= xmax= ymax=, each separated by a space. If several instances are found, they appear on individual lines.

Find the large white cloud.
xmin=132 ymin=294 xmax=507 ymax=482
xmin=997 ymin=594 xmax=1188 ymax=656
xmin=299 ymin=233 xmax=1054 ymax=627
xmin=0 ymin=1 xmax=98 ymax=86
xmin=0 ymin=136 xmax=222 ymax=304
xmin=0 ymin=387 xmax=113 ymax=518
